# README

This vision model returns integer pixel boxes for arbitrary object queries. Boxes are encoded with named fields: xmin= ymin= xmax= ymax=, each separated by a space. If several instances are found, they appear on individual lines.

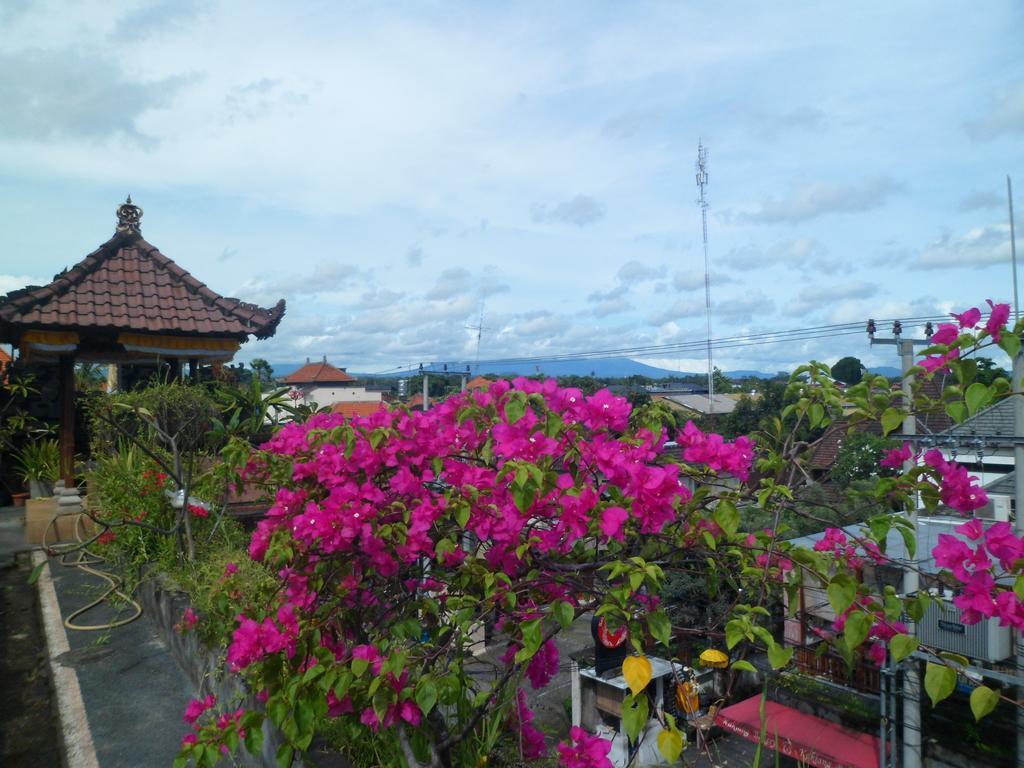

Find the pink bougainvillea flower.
xmin=598 ymin=506 xmax=628 ymax=542
xmin=985 ymin=300 xmax=1011 ymax=342
xmin=182 ymin=695 xmax=216 ymax=725
xmin=557 ymin=726 xmax=613 ymax=768
xmin=526 ymin=639 xmax=560 ymax=690
xmin=952 ymin=307 xmax=981 ymax=329
xmin=880 ymin=442 xmax=913 ymax=469
xmin=930 ymin=323 xmax=959 ymax=346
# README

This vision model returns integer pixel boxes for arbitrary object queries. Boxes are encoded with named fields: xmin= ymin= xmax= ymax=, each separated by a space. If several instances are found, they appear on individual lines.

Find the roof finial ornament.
xmin=116 ymin=195 xmax=143 ymax=233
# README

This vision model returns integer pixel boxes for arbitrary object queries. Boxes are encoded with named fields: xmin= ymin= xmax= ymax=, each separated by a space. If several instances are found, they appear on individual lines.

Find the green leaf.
xmin=843 ymin=612 xmax=870 ymax=651
xmin=244 ymin=724 xmax=264 ymax=755
xmin=276 ymin=743 xmax=294 ymax=768
xmin=890 ymin=633 xmax=919 ymax=662
xmin=647 ymin=610 xmax=672 ymax=648
xmin=827 ymin=576 xmax=857 ymax=616
xmin=924 ymin=663 xmax=957 ymax=707
xmin=713 ymin=500 xmax=739 ymax=537
xmin=731 ymin=660 xmax=756 ymax=673
xmin=945 ymin=402 xmax=968 ymax=424
xmin=504 ymin=396 xmax=526 ymax=424
xmin=515 ymin=618 xmax=543 ymax=662
xmin=26 ymin=561 xmax=45 ymax=585
xmin=808 ymin=403 xmax=825 ymax=429
xmin=351 ymin=657 xmax=369 ymax=678
xmin=999 ymin=332 xmax=1021 ymax=359
xmin=553 ymin=600 xmax=574 ymax=629
xmin=881 ymin=407 xmax=904 ymax=436
xmin=938 ymin=651 xmax=970 ymax=669
xmin=965 ymin=382 xmax=992 ymax=416
xmin=621 ymin=693 xmax=649 ymax=744
xmin=725 ymin=620 xmax=745 ymax=650
xmin=1014 ymin=575 xmax=1024 ymax=602
xmin=970 ymin=684 xmax=1000 ymax=721
xmin=767 ymin=643 xmax=793 ymax=670
xmin=657 ymin=727 xmax=685 ymax=763
xmin=415 ymin=679 xmax=438 ymax=715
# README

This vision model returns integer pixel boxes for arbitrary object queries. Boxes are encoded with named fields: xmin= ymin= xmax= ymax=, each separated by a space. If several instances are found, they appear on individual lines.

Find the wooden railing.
xmin=793 ymin=645 xmax=880 ymax=694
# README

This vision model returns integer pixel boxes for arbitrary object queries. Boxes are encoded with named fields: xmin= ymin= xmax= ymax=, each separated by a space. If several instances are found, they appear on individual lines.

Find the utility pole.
xmin=869 ymin=318 xmax=935 ymax=768
xmin=461 ymin=364 xmax=469 ymax=392
xmin=1007 ymin=174 xmax=1024 ymax=768
xmin=696 ymin=141 xmax=714 ymax=414
xmin=420 ymin=364 xmax=429 ymax=412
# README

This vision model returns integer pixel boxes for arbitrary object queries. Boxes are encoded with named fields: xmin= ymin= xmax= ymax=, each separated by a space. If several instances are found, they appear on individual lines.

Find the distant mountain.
xmin=867 ymin=366 xmax=901 ymax=378
xmin=267 ymin=357 xmax=783 ymax=381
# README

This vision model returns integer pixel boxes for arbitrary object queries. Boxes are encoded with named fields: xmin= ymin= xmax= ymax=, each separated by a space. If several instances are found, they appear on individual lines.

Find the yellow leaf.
xmin=657 ymin=728 xmax=684 ymax=763
xmin=622 ymin=655 xmax=652 ymax=697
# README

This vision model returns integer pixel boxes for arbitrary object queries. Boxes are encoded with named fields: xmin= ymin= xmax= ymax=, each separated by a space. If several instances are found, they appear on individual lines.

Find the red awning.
xmin=715 ymin=696 xmax=880 ymax=768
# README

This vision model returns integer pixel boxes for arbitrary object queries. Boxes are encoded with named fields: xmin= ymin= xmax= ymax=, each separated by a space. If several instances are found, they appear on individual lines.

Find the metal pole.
xmin=900 ymin=339 xmax=922 ymax=768
xmin=1014 ymin=349 xmax=1024 ymax=768
xmin=1010 ymin=176 xmax=1018 ymax=322
xmin=423 ymin=372 xmax=429 ymax=411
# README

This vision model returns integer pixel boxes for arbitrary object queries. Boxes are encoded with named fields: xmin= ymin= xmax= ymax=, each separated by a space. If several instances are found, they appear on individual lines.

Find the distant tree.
xmin=830 ymin=356 xmax=865 ymax=386
xmin=712 ymin=366 xmax=733 ymax=394
xmin=249 ymin=358 xmax=275 ymax=388
xmin=975 ymin=357 xmax=1010 ymax=386
xmin=831 ymin=430 xmax=896 ymax=487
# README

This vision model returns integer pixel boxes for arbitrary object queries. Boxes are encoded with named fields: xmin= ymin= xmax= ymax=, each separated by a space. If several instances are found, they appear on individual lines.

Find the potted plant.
xmin=15 ymin=438 xmax=60 ymax=499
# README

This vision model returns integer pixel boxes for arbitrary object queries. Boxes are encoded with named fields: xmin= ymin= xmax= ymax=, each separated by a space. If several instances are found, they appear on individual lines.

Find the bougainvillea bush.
xmin=176 ymin=301 xmax=1024 ymax=768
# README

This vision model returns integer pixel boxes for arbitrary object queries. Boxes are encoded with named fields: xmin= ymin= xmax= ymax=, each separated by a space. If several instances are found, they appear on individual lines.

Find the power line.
xmin=354 ymin=313 xmax=960 ymax=376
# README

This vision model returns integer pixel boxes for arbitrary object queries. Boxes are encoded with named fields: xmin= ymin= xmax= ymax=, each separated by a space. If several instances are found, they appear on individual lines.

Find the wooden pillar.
xmin=58 ymin=354 xmax=75 ymax=486
xmin=189 ymin=358 xmax=199 ymax=383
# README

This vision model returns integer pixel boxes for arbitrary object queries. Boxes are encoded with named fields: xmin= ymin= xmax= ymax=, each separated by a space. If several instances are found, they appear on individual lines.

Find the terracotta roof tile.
xmin=330 ymin=401 xmax=387 ymax=419
xmin=283 ymin=359 xmax=356 ymax=384
xmin=0 ymin=229 xmax=285 ymax=340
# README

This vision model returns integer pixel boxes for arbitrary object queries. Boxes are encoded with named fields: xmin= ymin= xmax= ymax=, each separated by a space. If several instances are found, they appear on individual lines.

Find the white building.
xmin=282 ymin=357 xmax=382 ymax=408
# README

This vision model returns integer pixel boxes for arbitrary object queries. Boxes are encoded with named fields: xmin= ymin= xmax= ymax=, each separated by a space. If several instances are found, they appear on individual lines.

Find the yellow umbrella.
xmin=699 ymin=648 xmax=729 ymax=668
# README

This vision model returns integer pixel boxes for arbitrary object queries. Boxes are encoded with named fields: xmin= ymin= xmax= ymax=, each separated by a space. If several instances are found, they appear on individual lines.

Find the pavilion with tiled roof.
xmin=0 ymin=198 xmax=286 ymax=482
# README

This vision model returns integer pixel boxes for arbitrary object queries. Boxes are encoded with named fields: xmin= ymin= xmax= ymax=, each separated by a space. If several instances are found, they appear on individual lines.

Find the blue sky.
xmin=1 ymin=1 xmax=1022 ymax=374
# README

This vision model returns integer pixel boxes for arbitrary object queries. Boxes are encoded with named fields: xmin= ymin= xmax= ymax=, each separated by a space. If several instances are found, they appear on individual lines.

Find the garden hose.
xmin=43 ymin=511 xmax=142 ymax=631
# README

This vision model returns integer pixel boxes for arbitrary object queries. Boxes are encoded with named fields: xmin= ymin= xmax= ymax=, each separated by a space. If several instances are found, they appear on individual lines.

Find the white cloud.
xmin=671 ymin=271 xmax=734 ymax=291
xmin=0 ymin=273 xmax=45 ymax=294
xmin=234 ymin=262 xmax=362 ymax=303
xmin=616 ymin=260 xmax=664 ymax=285
xmin=911 ymin=224 xmax=1021 ymax=270
xmin=721 ymin=238 xmax=844 ymax=274
xmin=647 ymin=299 xmax=705 ymax=326
xmin=958 ymin=190 xmax=1004 ymax=212
xmin=742 ymin=176 xmax=903 ymax=224
xmin=965 ymin=80 xmax=1024 ymax=141
xmin=530 ymin=195 xmax=606 ymax=227
xmin=587 ymin=289 xmax=633 ymax=318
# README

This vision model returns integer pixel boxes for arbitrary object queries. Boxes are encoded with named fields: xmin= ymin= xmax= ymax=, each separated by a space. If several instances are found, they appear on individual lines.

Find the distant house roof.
xmin=657 ymin=393 xmax=738 ymax=415
xmin=807 ymin=419 xmax=883 ymax=471
xmin=0 ymin=346 xmax=10 ymax=366
xmin=982 ymin=471 xmax=1018 ymax=496
xmin=283 ymin=358 xmax=356 ymax=384
xmin=330 ymin=401 xmax=386 ymax=419
xmin=467 ymin=376 xmax=492 ymax=390
xmin=938 ymin=396 xmax=1014 ymax=440
xmin=0 ymin=202 xmax=284 ymax=342
xmin=406 ymin=393 xmax=424 ymax=409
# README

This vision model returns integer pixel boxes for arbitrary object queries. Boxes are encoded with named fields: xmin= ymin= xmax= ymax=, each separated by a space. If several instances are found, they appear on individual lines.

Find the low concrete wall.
xmin=137 ymin=580 xmax=295 ymax=768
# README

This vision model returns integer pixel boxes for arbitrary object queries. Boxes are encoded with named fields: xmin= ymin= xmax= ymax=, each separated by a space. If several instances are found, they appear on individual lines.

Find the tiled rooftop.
xmin=0 ymin=230 xmax=285 ymax=340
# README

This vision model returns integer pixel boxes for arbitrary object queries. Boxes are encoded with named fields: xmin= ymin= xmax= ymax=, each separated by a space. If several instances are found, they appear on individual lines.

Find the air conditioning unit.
xmin=917 ymin=599 xmax=1011 ymax=662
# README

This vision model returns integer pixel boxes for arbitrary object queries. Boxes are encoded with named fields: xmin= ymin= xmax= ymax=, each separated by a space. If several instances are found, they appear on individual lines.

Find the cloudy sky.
xmin=1 ymin=1 xmax=1022 ymax=375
